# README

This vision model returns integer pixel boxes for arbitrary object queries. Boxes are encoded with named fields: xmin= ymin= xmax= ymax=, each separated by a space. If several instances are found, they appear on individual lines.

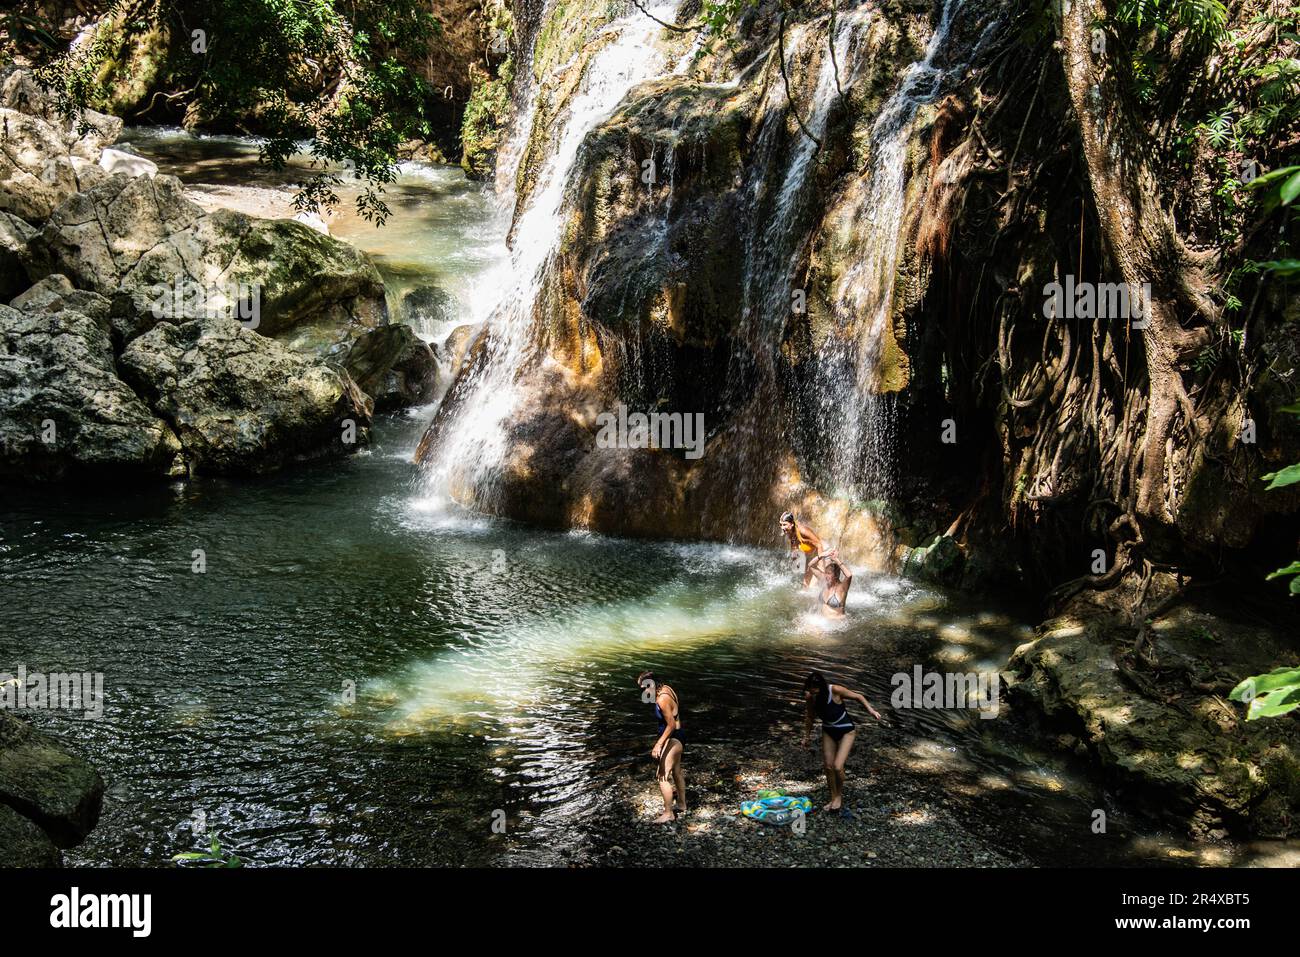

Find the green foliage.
xmin=1262 ymin=463 xmax=1300 ymax=489
xmin=1230 ymin=667 xmax=1300 ymax=718
xmin=694 ymin=0 xmax=759 ymax=59
xmin=27 ymin=0 xmax=441 ymax=225
xmin=461 ymin=55 xmax=515 ymax=179
xmin=1261 ymin=401 xmax=1300 ymax=594
xmin=172 ymin=834 xmax=243 ymax=867
xmin=1 ymin=9 xmax=62 ymax=52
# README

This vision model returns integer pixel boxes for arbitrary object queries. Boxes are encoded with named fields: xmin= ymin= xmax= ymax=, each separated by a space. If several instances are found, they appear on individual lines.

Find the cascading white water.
xmin=420 ymin=0 xmax=682 ymax=506
xmin=818 ymin=0 xmax=965 ymax=498
xmin=738 ymin=10 xmax=872 ymax=348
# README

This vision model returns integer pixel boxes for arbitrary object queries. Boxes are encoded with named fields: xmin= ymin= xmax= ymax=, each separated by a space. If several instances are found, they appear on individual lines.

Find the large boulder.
xmin=24 ymin=173 xmax=389 ymax=353
xmin=0 ymin=302 xmax=185 ymax=483
xmin=1006 ymin=604 xmax=1300 ymax=838
xmin=120 ymin=316 xmax=373 ymax=475
xmin=0 ymin=710 xmax=104 ymax=848
xmin=0 ymin=69 xmax=119 ymax=222
xmin=401 ymin=284 xmax=460 ymax=328
xmin=343 ymin=324 xmax=440 ymax=411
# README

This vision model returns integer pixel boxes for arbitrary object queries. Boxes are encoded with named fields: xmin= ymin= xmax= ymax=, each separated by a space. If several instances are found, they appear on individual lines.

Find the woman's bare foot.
xmin=674 ymin=804 xmax=687 ymax=815
xmin=652 ymin=810 xmax=676 ymax=824
xmin=822 ymin=801 xmax=837 ymax=812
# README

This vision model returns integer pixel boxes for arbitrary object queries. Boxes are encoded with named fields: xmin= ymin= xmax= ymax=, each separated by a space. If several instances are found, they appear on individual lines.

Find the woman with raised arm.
xmin=779 ymin=511 xmax=831 ymax=588
xmin=801 ymin=670 xmax=882 ymax=814
xmin=815 ymin=557 xmax=853 ymax=618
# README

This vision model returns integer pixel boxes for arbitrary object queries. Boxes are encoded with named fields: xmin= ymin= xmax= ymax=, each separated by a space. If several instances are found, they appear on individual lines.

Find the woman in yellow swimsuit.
xmin=779 ymin=511 xmax=829 ymax=588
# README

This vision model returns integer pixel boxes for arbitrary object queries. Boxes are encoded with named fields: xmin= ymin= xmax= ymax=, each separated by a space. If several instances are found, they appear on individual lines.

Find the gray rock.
xmin=10 ymin=273 xmax=113 ymax=324
xmin=0 ymin=302 xmax=185 ymax=483
xmin=25 ymin=173 xmax=389 ymax=353
xmin=0 ymin=70 xmax=120 ymax=222
xmin=0 ymin=710 xmax=104 ymax=848
xmin=120 ymin=316 xmax=373 ymax=475
xmin=0 ymin=211 xmax=34 ymax=301
xmin=401 ymin=285 xmax=460 ymax=327
xmin=0 ymin=68 xmax=122 ymax=156
xmin=344 ymin=324 xmax=440 ymax=411
xmin=0 ymin=802 xmax=61 ymax=867
xmin=98 ymin=147 xmax=158 ymax=179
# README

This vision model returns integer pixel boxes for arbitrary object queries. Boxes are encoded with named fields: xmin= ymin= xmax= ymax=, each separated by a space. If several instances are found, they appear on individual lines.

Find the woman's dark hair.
xmin=636 ymin=670 xmax=657 ymax=692
xmin=804 ymin=670 xmax=828 ymax=699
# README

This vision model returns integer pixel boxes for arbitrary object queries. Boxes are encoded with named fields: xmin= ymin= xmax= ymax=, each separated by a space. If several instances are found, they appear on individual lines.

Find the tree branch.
xmin=780 ymin=10 xmax=821 ymax=149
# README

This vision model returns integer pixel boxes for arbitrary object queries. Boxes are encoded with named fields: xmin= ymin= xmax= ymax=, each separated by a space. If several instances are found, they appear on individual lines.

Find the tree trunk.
xmin=1057 ymin=0 xmax=1216 ymax=528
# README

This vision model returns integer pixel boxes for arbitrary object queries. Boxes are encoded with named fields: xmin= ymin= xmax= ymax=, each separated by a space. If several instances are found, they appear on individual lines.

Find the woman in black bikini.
xmin=801 ymin=670 xmax=882 ymax=813
xmin=637 ymin=670 xmax=686 ymax=824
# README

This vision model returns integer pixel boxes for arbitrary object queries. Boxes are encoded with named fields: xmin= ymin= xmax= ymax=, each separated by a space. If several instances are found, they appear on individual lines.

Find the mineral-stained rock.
xmin=120 ymin=316 xmax=373 ymax=475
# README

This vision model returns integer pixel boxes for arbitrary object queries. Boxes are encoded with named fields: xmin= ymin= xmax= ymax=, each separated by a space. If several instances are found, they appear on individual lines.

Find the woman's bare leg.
xmin=821 ymin=732 xmax=839 ymax=811
xmin=653 ymin=740 xmax=681 ymax=823
xmin=830 ymin=731 xmax=856 ymax=810
xmin=669 ymin=743 xmax=687 ymax=813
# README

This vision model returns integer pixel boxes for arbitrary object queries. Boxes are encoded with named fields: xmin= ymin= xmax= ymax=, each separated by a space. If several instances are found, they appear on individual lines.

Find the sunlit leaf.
xmin=1261 ymin=463 xmax=1300 ymax=489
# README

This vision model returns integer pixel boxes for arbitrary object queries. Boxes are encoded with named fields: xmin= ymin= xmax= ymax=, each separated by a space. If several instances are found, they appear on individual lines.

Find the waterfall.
xmin=740 ymin=8 xmax=872 ymax=348
xmin=420 ymin=0 xmax=682 ymax=506
xmin=815 ymin=0 xmax=966 ymax=501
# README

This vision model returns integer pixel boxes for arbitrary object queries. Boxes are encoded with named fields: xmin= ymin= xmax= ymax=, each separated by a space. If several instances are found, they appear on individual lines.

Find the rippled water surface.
xmin=3 ymin=415 xmax=1273 ymax=866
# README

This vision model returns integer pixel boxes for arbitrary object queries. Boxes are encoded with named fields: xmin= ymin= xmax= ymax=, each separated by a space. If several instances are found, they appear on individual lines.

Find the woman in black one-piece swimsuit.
xmin=637 ymin=670 xmax=686 ymax=824
xmin=801 ymin=670 xmax=883 ymax=813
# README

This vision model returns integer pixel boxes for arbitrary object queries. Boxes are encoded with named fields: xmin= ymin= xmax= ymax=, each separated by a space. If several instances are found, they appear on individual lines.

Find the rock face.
xmin=0 ymin=211 xmax=36 ymax=301
xmin=0 ymin=301 xmax=185 ymax=482
xmin=0 ymin=67 xmax=120 ymax=221
xmin=343 ymin=324 xmax=440 ymax=412
xmin=121 ymin=317 xmax=373 ymax=475
xmin=0 ymin=710 xmax=105 ymax=859
xmin=1006 ymin=601 xmax=1300 ymax=838
xmin=422 ymin=1 xmax=932 ymax=552
xmin=24 ymin=172 xmax=389 ymax=353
